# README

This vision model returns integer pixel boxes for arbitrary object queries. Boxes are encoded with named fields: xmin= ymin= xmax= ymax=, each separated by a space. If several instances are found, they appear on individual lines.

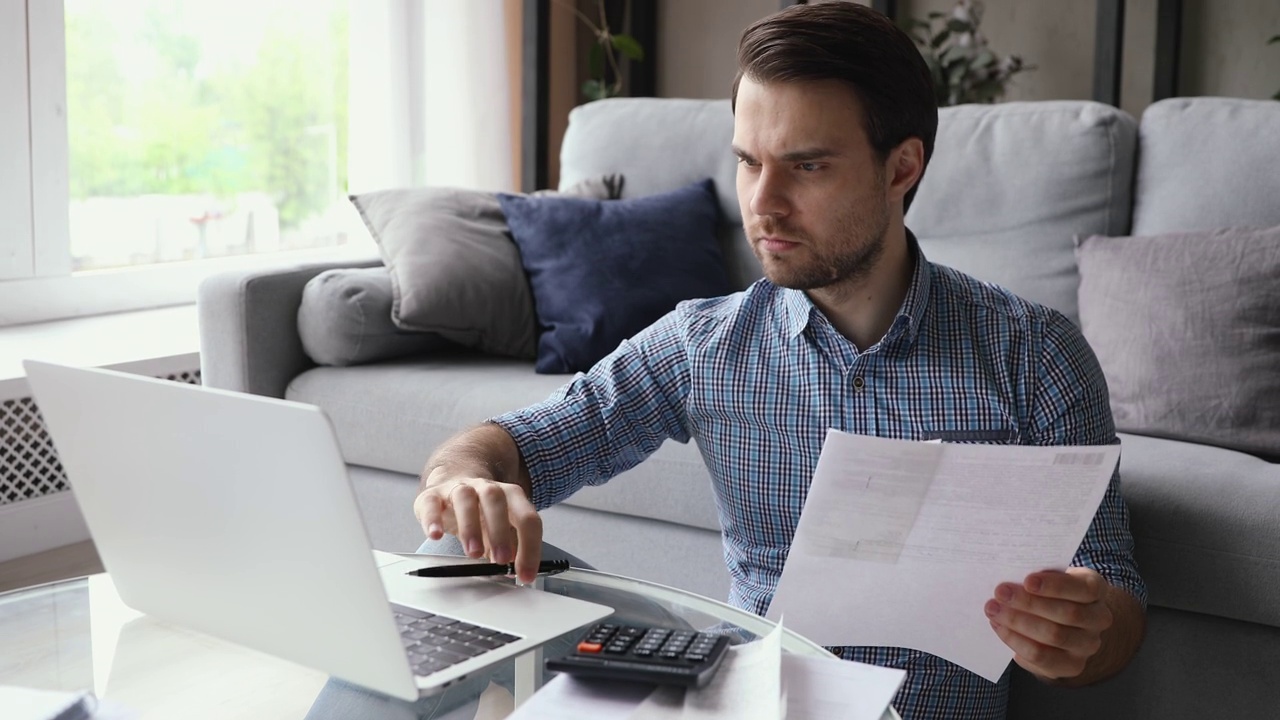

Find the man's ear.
xmin=885 ymin=137 xmax=925 ymax=205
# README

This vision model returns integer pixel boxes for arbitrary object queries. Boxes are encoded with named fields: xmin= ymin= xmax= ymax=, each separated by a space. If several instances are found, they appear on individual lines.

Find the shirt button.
xmin=853 ymin=376 xmax=865 ymax=391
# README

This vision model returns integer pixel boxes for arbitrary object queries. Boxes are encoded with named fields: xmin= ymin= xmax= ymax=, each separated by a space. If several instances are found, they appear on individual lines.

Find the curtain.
xmin=348 ymin=0 xmax=518 ymax=194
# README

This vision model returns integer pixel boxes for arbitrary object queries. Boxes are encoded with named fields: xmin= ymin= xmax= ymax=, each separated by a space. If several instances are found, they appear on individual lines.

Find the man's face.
xmin=732 ymin=77 xmax=892 ymax=292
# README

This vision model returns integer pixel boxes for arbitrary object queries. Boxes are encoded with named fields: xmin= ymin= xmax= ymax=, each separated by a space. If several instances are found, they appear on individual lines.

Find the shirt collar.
xmin=779 ymin=229 xmax=932 ymax=346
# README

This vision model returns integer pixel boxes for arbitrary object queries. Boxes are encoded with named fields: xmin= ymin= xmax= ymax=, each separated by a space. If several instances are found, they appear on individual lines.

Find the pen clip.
xmin=538 ymin=559 xmax=570 ymax=577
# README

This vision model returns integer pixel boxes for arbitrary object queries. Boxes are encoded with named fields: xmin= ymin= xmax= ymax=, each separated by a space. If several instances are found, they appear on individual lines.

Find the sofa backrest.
xmin=1131 ymin=97 xmax=1280 ymax=236
xmin=559 ymin=97 xmax=1139 ymax=324
xmin=907 ymin=102 xmax=1137 ymax=324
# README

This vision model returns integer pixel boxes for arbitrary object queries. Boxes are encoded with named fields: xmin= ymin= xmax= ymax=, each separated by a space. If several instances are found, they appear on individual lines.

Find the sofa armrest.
xmin=197 ymin=258 xmax=382 ymax=398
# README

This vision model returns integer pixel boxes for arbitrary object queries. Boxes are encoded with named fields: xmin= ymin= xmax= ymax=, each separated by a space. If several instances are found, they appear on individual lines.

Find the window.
xmin=0 ymin=0 xmax=371 ymax=326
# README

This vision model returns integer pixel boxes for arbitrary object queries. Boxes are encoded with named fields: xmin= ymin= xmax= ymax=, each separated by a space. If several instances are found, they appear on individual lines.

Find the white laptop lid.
xmin=24 ymin=360 xmax=421 ymax=700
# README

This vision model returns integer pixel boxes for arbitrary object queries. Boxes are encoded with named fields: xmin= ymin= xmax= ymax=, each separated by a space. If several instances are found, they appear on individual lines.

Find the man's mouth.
xmin=758 ymin=236 xmax=800 ymax=253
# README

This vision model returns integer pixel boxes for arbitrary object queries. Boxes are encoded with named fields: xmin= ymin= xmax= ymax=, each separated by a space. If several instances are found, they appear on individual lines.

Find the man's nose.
xmin=749 ymin=169 xmax=790 ymax=219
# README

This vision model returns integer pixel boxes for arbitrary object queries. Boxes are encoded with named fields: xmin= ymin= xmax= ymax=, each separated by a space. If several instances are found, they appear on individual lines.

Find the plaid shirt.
xmin=494 ymin=241 xmax=1146 ymax=720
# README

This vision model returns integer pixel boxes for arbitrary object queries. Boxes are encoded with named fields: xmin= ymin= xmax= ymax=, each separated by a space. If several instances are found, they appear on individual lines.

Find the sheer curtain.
xmin=348 ymin=0 xmax=518 ymax=194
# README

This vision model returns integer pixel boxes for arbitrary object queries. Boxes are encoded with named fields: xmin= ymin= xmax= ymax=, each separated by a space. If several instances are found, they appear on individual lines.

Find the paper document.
xmin=767 ymin=430 xmax=1120 ymax=681
xmin=510 ymin=622 xmax=904 ymax=720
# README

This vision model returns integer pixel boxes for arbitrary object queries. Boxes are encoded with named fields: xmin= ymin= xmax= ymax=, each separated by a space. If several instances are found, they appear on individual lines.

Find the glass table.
xmin=0 ymin=564 xmax=898 ymax=719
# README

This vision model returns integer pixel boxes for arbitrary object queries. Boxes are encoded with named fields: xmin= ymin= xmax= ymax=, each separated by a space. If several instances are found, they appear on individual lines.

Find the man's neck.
xmin=806 ymin=223 xmax=914 ymax=352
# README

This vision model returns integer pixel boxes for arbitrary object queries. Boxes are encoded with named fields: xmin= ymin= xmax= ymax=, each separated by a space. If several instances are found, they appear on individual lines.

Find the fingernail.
xmin=466 ymin=538 xmax=483 ymax=556
xmin=985 ymin=600 xmax=1002 ymax=617
xmin=492 ymin=545 xmax=511 ymax=564
xmin=427 ymin=523 xmax=442 ymax=539
xmin=1027 ymin=576 xmax=1043 ymax=593
xmin=996 ymin=585 xmax=1014 ymax=602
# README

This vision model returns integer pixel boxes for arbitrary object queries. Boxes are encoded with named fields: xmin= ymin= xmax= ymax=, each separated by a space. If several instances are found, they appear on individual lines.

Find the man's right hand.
xmin=413 ymin=431 xmax=543 ymax=584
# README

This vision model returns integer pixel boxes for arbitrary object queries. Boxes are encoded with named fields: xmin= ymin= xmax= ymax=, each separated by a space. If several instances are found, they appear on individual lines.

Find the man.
xmin=414 ymin=4 xmax=1145 ymax=718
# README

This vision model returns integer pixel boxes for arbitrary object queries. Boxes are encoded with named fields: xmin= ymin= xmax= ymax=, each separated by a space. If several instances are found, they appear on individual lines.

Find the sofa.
xmin=198 ymin=96 xmax=1280 ymax=718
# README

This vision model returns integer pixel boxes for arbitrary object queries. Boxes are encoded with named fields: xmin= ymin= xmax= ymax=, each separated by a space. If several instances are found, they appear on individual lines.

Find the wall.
xmin=653 ymin=0 xmax=1280 ymax=118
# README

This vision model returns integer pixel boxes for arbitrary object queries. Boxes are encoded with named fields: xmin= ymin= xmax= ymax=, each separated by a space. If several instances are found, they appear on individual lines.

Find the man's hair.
xmin=732 ymin=2 xmax=938 ymax=212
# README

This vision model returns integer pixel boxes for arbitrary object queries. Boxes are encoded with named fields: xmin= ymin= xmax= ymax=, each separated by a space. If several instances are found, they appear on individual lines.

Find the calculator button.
xmin=577 ymin=641 xmax=603 ymax=654
xmin=685 ymin=653 xmax=707 ymax=662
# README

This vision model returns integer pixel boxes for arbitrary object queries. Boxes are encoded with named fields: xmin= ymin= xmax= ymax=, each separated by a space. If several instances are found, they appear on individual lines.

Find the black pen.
xmin=406 ymin=559 xmax=571 ymax=578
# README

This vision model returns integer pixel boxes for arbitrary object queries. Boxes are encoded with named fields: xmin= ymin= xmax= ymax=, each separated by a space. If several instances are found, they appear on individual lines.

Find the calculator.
xmin=545 ymin=623 xmax=732 ymax=688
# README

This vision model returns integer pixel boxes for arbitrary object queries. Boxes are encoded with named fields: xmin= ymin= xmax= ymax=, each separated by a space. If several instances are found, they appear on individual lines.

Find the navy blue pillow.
xmin=497 ymin=178 xmax=731 ymax=374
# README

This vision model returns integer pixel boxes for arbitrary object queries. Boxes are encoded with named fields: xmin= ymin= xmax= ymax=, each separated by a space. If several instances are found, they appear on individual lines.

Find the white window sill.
xmin=0 ymin=304 xmax=200 ymax=396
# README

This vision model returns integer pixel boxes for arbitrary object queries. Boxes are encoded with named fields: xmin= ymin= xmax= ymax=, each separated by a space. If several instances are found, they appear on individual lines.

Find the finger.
xmin=413 ymin=491 xmax=446 ymax=540
xmin=986 ymin=600 xmax=1102 ymax=656
xmin=507 ymin=487 xmax=544 ymax=584
xmin=989 ymin=619 xmax=1087 ymax=680
xmin=449 ymin=484 xmax=486 ymax=557
xmin=475 ymin=484 xmax=515 ymax=565
xmin=1023 ymin=569 xmax=1105 ymax=604
xmin=993 ymin=582 xmax=1111 ymax=630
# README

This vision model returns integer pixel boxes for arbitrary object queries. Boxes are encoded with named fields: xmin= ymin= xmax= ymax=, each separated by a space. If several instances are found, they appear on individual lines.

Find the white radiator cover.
xmin=0 ymin=356 xmax=200 ymax=563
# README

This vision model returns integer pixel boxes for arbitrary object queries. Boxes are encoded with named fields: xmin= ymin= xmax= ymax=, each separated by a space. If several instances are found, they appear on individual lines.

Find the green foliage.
xmin=64 ymin=0 xmax=348 ymax=230
xmin=561 ymin=0 xmax=644 ymax=102
xmin=902 ymin=1 xmax=1032 ymax=107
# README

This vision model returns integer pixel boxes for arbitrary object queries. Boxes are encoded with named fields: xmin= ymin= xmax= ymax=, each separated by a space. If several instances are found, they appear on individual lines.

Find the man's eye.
xmin=738 ymin=158 xmax=760 ymax=168
xmin=798 ymin=162 xmax=820 ymax=172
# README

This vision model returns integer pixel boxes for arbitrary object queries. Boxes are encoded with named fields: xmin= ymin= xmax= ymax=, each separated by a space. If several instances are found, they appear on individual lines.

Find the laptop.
xmin=23 ymin=360 xmax=614 ymax=702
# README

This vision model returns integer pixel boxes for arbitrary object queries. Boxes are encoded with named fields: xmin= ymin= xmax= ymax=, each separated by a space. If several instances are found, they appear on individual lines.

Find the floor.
xmin=0 ymin=540 xmax=103 ymax=594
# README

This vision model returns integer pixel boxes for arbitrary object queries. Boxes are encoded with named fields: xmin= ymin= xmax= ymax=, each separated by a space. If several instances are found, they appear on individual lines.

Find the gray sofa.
xmin=199 ymin=96 xmax=1280 ymax=718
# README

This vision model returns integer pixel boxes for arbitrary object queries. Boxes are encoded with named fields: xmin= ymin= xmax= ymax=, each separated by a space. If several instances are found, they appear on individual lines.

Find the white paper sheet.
xmin=511 ymin=622 xmax=904 ymax=720
xmin=783 ymin=653 xmax=906 ymax=720
xmin=504 ymin=675 xmax=655 ymax=720
xmin=767 ymin=430 xmax=1120 ymax=681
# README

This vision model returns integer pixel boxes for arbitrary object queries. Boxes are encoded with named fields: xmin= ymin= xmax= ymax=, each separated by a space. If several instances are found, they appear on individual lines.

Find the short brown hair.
xmin=732 ymin=2 xmax=937 ymax=211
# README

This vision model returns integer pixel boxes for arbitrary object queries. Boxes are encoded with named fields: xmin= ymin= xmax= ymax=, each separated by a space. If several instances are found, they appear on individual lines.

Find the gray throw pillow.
xmin=298 ymin=267 xmax=454 ymax=367
xmin=350 ymin=176 xmax=623 ymax=359
xmin=1076 ymin=225 xmax=1280 ymax=458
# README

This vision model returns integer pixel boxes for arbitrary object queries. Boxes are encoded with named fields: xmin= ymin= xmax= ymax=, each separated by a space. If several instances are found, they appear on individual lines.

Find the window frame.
xmin=0 ymin=0 xmax=369 ymax=328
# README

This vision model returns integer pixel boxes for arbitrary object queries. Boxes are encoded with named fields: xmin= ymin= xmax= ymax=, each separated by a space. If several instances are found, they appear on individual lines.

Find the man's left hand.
xmin=985 ymin=568 xmax=1114 ymax=681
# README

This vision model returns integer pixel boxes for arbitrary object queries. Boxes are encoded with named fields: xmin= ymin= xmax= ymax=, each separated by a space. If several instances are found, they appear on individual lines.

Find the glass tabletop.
xmin=0 ymin=567 xmax=898 ymax=719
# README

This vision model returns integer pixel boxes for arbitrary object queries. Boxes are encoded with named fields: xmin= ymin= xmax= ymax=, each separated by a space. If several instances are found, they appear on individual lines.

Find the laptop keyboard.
xmin=393 ymin=607 xmax=523 ymax=677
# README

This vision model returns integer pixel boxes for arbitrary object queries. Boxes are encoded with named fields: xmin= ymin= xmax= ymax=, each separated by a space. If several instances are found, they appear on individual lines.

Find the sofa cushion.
xmin=287 ymin=358 xmax=722 ymax=532
xmin=1131 ymin=97 xmax=1280 ymax=236
xmin=350 ymin=176 xmax=622 ymax=360
xmin=297 ymin=267 xmax=454 ymax=367
xmin=1118 ymin=432 xmax=1280 ymax=628
xmin=906 ymin=101 xmax=1137 ymax=325
xmin=1077 ymin=226 xmax=1280 ymax=459
xmin=558 ymin=98 xmax=762 ymax=293
xmin=497 ymin=178 xmax=731 ymax=374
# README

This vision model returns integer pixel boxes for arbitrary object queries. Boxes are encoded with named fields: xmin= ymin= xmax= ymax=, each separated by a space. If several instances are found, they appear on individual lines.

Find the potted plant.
xmin=902 ymin=0 xmax=1032 ymax=107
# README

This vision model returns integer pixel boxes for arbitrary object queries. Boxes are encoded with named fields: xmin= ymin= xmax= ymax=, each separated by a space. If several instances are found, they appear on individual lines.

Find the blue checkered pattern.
xmin=494 ymin=243 xmax=1146 ymax=720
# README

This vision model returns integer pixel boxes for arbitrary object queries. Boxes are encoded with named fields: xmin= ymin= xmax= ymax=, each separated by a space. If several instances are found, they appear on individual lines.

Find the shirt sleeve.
xmin=1029 ymin=312 xmax=1148 ymax=607
xmin=489 ymin=306 xmax=694 ymax=510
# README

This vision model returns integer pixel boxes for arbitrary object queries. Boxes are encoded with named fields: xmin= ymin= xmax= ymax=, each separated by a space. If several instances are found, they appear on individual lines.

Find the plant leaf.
xmin=946 ymin=18 xmax=972 ymax=33
xmin=930 ymin=29 xmax=951 ymax=48
xmin=582 ymin=79 xmax=607 ymax=102
xmin=1269 ymin=34 xmax=1280 ymax=44
xmin=612 ymin=33 xmax=644 ymax=62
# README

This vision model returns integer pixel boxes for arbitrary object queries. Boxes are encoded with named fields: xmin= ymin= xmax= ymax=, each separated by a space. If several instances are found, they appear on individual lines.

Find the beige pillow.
xmin=1076 ymin=225 xmax=1280 ymax=458
xmin=350 ymin=176 xmax=622 ymax=359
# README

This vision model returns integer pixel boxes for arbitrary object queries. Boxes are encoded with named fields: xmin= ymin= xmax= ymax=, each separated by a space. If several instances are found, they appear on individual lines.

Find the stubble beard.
xmin=750 ymin=198 xmax=891 ymax=294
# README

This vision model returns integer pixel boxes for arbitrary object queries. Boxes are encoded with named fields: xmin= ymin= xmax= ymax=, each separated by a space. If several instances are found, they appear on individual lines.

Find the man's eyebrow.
xmin=730 ymin=146 xmax=840 ymax=162
xmin=779 ymin=147 xmax=840 ymax=162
